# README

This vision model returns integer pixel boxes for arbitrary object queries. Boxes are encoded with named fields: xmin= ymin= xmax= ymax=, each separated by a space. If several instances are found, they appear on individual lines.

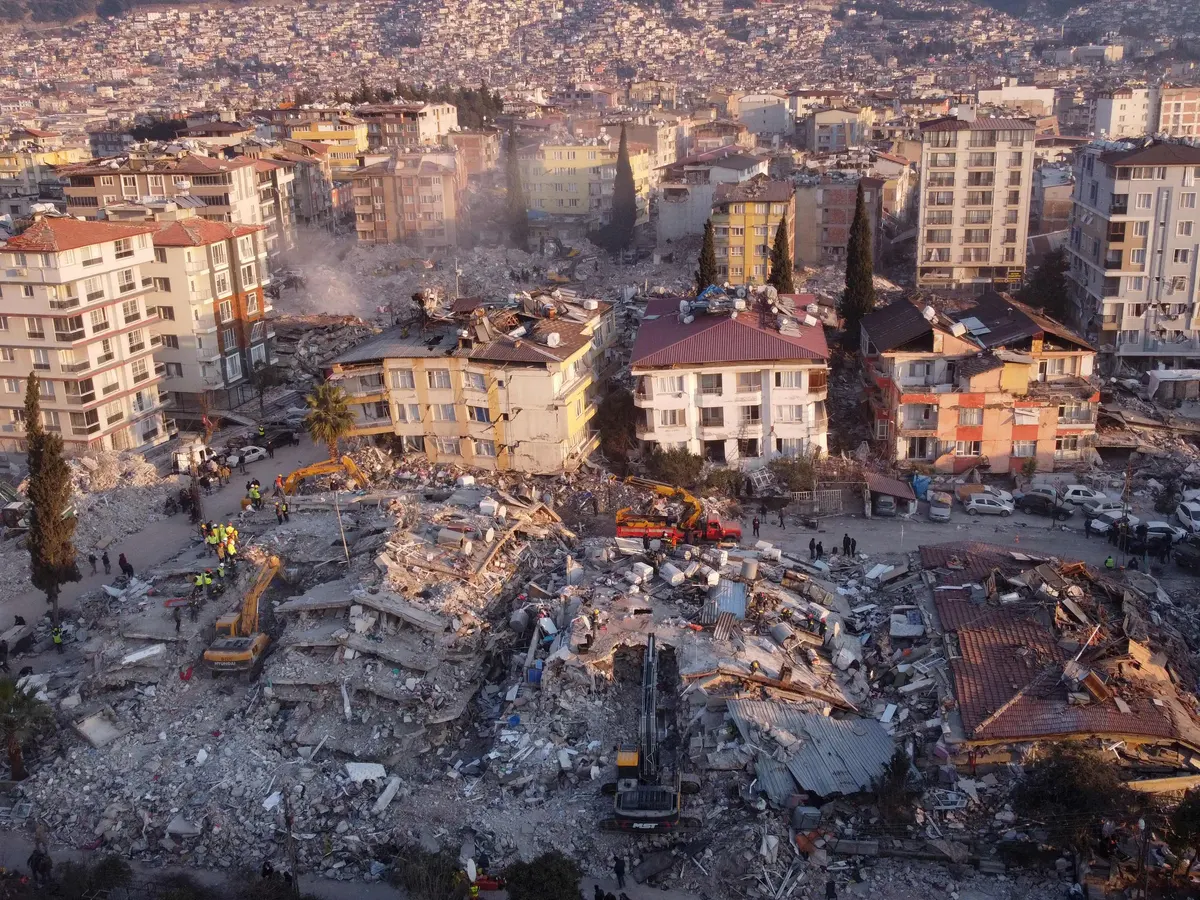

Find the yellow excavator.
xmin=615 ymin=476 xmax=742 ymax=545
xmin=282 ymin=455 xmax=367 ymax=495
xmin=203 ymin=555 xmax=280 ymax=677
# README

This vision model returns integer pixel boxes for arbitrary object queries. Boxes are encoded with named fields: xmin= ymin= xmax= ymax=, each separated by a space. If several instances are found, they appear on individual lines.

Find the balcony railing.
xmin=55 ymin=329 xmax=85 ymax=343
xmin=60 ymin=359 xmax=89 ymax=373
xmin=49 ymin=296 xmax=80 ymax=311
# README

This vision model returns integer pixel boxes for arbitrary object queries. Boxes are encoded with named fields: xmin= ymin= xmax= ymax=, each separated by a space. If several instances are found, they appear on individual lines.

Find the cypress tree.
xmin=24 ymin=373 xmax=79 ymax=625
xmin=767 ymin=213 xmax=795 ymax=294
xmin=505 ymin=127 xmax=529 ymax=251
xmin=1016 ymin=247 xmax=1070 ymax=321
xmin=696 ymin=219 xmax=718 ymax=294
xmin=839 ymin=181 xmax=876 ymax=341
xmin=607 ymin=124 xmax=637 ymax=252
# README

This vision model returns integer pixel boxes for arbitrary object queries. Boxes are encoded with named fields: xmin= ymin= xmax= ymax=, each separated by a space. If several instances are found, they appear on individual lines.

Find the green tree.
xmin=1012 ymin=745 xmax=1136 ymax=853
xmin=1169 ymin=789 xmax=1200 ymax=877
xmin=0 ymin=676 xmax=54 ymax=781
xmin=504 ymin=851 xmax=582 ymax=900
xmin=505 ymin=127 xmax=529 ymax=251
xmin=767 ymin=213 xmax=795 ymax=293
xmin=768 ymin=455 xmax=816 ymax=491
xmin=24 ymin=373 xmax=80 ymax=625
xmin=839 ymin=181 xmax=876 ymax=342
xmin=1017 ymin=247 xmax=1070 ymax=321
xmin=249 ymin=363 xmax=287 ymax=418
xmin=604 ymin=124 xmax=637 ymax=253
xmin=696 ymin=218 xmax=718 ymax=294
xmin=304 ymin=382 xmax=355 ymax=461
xmin=596 ymin=388 xmax=637 ymax=470
xmin=388 ymin=845 xmax=466 ymax=900
xmin=646 ymin=447 xmax=704 ymax=489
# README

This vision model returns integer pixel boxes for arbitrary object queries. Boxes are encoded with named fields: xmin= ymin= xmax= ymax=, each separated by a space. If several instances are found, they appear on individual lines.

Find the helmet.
xmin=205 ymin=569 xmax=212 ymax=574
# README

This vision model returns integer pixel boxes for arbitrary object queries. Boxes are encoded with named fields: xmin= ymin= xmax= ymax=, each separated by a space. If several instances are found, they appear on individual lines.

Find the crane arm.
xmin=622 ymin=475 xmax=704 ymax=531
xmin=242 ymin=555 xmax=280 ymax=635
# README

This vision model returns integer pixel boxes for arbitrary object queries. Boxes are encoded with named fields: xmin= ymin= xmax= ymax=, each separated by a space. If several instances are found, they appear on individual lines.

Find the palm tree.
xmin=0 ymin=676 xmax=53 ymax=781
xmin=304 ymin=382 xmax=355 ymax=461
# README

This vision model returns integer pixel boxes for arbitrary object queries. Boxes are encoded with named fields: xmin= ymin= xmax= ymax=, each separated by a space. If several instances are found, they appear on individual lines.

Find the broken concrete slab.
xmin=166 ymin=815 xmax=202 ymax=837
xmin=344 ymin=762 xmax=387 ymax=784
xmin=73 ymin=709 xmax=127 ymax=748
xmin=373 ymin=775 xmax=401 ymax=814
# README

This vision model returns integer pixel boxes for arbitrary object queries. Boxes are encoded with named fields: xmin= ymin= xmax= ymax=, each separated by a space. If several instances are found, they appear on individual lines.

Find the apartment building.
xmin=102 ymin=198 xmax=274 ymax=409
xmin=1155 ymin=86 xmax=1200 ymax=139
xmin=1064 ymin=140 xmax=1200 ymax=371
xmin=235 ymin=139 xmax=334 ymax=229
xmin=630 ymin=294 xmax=829 ymax=465
xmin=0 ymin=216 xmax=169 ymax=452
xmin=446 ymin=129 xmax=501 ymax=178
xmin=710 ymin=176 xmax=795 ymax=286
xmin=691 ymin=120 xmax=755 ymax=154
xmin=516 ymin=137 xmax=653 ymax=232
xmin=285 ymin=118 xmax=368 ymax=175
xmin=356 ymin=103 xmax=460 ymax=150
xmin=0 ymin=136 xmax=88 ymax=211
xmin=800 ymin=108 xmax=874 ymax=153
xmin=250 ymin=158 xmax=297 ymax=259
xmin=327 ymin=295 xmax=617 ymax=474
xmin=793 ymin=174 xmax=884 ymax=269
xmin=1089 ymin=86 xmax=1153 ymax=139
xmin=860 ymin=293 xmax=1097 ymax=474
xmin=350 ymin=151 xmax=464 ymax=252
xmin=657 ymin=148 xmax=768 ymax=243
xmin=916 ymin=113 xmax=1035 ymax=289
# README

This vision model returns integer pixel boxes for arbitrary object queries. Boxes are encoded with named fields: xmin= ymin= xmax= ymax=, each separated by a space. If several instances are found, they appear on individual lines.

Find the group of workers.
xmin=200 ymin=520 xmax=240 ymax=568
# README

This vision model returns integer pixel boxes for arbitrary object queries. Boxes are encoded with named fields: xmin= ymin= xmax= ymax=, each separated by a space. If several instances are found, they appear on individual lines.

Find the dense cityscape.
xmin=1 ymin=0 xmax=1200 ymax=898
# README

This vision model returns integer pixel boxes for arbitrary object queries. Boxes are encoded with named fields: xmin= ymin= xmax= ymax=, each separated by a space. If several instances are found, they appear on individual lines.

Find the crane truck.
xmin=282 ymin=456 xmax=367 ymax=495
xmin=203 ymin=555 xmax=280 ymax=677
xmin=600 ymin=634 xmax=700 ymax=832
xmin=615 ymin=476 xmax=741 ymax=546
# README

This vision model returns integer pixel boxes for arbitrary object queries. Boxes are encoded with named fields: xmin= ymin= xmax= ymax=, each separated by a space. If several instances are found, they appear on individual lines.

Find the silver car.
xmin=965 ymin=494 xmax=1013 ymax=517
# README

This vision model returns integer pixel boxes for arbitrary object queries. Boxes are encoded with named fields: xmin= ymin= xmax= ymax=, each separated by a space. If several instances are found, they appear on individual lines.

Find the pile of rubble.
xmin=271 ymin=315 xmax=381 ymax=384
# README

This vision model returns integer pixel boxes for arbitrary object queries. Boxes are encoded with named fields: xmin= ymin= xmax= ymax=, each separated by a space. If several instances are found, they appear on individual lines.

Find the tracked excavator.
xmin=281 ymin=456 xmax=367 ymax=495
xmin=202 ymin=555 xmax=280 ymax=677
xmin=615 ymin=475 xmax=741 ymax=546
xmin=600 ymin=634 xmax=700 ymax=832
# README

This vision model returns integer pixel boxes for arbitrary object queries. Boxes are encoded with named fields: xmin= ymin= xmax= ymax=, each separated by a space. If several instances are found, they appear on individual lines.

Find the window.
xmin=218 ymin=300 xmax=233 ymax=322
xmin=240 ymin=264 xmax=255 ymax=288
xmin=215 ymin=271 xmax=230 ymax=296
xmin=427 ymin=368 xmax=451 ymax=390
xmin=391 ymin=369 xmax=415 ymax=389
xmin=1012 ymin=440 xmax=1036 ymax=458
xmin=1130 ymin=248 xmax=1146 ymax=265
xmin=954 ymin=440 xmax=982 ymax=456
xmin=474 ymin=439 xmax=497 ymax=458
xmin=158 ymin=305 xmax=175 ymax=321
xmin=96 ymin=337 xmax=113 ymax=363
xmin=1133 ymin=220 xmax=1149 ymax=237
xmin=161 ymin=334 xmax=179 ymax=349
xmin=1182 ymin=193 xmax=1197 ymax=210
xmin=122 ymin=298 xmax=140 ymax=323
xmin=25 ymin=317 xmax=44 ymax=339
xmin=957 ymin=407 xmax=983 ymax=426
xmin=776 ymin=437 xmax=808 ymax=458
xmin=700 ymin=407 xmax=723 ymax=427
xmin=20 ymin=284 xmax=33 ymax=298
xmin=1175 ymin=249 xmax=1192 ymax=264
xmin=739 ymin=405 xmax=761 ymax=423
xmin=699 ymin=373 xmax=722 ymax=395
xmin=211 ymin=243 xmax=227 ymax=267
xmin=43 ymin=409 xmax=59 ymax=432
xmin=774 ymin=371 xmax=803 ymax=389
xmin=221 ymin=327 xmax=235 ymax=348
xmin=0 ymin=347 xmax=11 ymax=362
xmin=223 ymin=353 xmax=242 ymax=381
xmin=83 ymin=276 xmax=104 ymax=303
xmin=3 ymin=378 xmax=17 ymax=392
xmin=114 ymin=238 xmax=133 ymax=259
xmin=655 ymin=375 xmax=685 ymax=393
xmin=431 ymin=436 xmax=460 ymax=455
xmin=774 ymin=404 xmax=804 ymax=423
xmin=468 ymin=406 xmax=491 ymax=423
xmin=465 ymin=371 xmax=487 ymax=391
xmin=131 ymin=357 xmax=149 ymax=383
xmin=31 ymin=348 xmax=49 ymax=370
xmin=926 ymin=229 xmax=952 ymax=244
xmin=736 ymin=372 xmax=759 ymax=393
xmin=658 ymin=409 xmax=682 ymax=427
xmin=1055 ymin=435 xmax=1080 ymax=456
xmin=1136 ymin=193 xmax=1153 ymax=209
xmin=430 ymin=403 xmax=456 ymax=422
xmin=117 ymin=268 xmax=135 ymax=293
xmin=127 ymin=329 xmax=145 ymax=353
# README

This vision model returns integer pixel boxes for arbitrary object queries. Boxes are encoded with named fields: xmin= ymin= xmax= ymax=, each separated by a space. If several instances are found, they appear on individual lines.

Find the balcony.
xmin=1057 ymin=413 xmax=1095 ymax=426
xmin=54 ymin=328 xmax=85 ymax=343
xmin=49 ymin=296 xmax=81 ymax=312
xmin=1101 ymin=315 xmax=1120 ymax=330
xmin=60 ymin=359 xmax=89 ymax=373
xmin=899 ymin=417 xmax=939 ymax=434
xmin=185 ymin=259 xmax=209 ymax=275
xmin=65 ymin=392 xmax=96 ymax=406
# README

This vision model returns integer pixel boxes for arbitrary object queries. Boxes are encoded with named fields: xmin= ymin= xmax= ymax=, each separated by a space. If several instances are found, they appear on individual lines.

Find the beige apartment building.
xmin=285 ymin=118 xmax=369 ymax=175
xmin=350 ymin=151 xmax=464 ymax=252
xmin=357 ymin=103 xmax=460 ymax=150
xmin=1065 ymin=140 xmax=1200 ymax=371
xmin=0 ymin=216 xmax=169 ymax=452
xmin=1155 ymin=86 xmax=1200 ymax=139
xmin=916 ymin=112 xmax=1036 ymax=288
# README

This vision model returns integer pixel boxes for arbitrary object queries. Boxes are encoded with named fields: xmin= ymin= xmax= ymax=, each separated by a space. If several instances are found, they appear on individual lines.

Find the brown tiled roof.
xmin=714 ymin=176 xmax=794 ymax=204
xmin=920 ymin=116 xmax=1035 ymax=132
xmin=1097 ymin=141 xmax=1200 ymax=167
xmin=2 ymin=217 xmax=154 ymax=252
xmin=152 ymin=218 xmax=263 ymax=247
xmin=63 ymin=154 xmax=254 ymax=176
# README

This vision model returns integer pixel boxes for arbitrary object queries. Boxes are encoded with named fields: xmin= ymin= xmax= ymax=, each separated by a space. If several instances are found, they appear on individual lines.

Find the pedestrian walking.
xmin=614 ymin=857 xmax=626 ymax=890
xmin=118 ymin=553 xmax=133 ymax=578
xmin=0 ymin=639 xmax=9 ymax=672
xmin=815 ymin=541 xmax=823 ymax=560
xmin=842 ymin=533 xmax=851 ymax=556
xmin=273 ymin=474 xmax=284 ymax=497
xmin=809 ymin=537 xmax=816 ymax=560
xmin=87 ymin=552 xmax=97 ymax=574
xmin=189 ymin=598 xmax=199 ymax=622
xmin=752 ymin=516 xmax=760 ymax=538
xmin=173 ymin=607 xmax=182 ymax=633
xmin=1084 ymin=517 xmax=1092 ymax=539
xmin=779 ymin=510 xmax=785 ymax=529
xmin=850 ymin=538 xmax=857 ymax=556
xmin=51 ymin=626 xmax=63 ymax=654
xmin=239 ymin=456 xmax=248 ymax=475
xmin=101 ymin=550 xmax=111 ymax=574
xmin=266 ymin=440 xmax=275 ymax=460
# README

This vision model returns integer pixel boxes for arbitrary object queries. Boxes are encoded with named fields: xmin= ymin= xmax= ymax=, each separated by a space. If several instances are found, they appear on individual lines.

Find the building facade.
xmin=793 ymin=174 xmax=883 ymax=269
xmin=517 ymin=137 xmax=653 ymax=230
xmin=350 ymin=151 xmax=464 ymax=252
xmin=656 ymin=149 xmax=769 ymax=244
xmin=916 ymin=113 xmax=1035 ymax=289
xmin=630 ymin=295 xmax=829 ymax=466
xmin=710 ymin=177 xmax=795 ymax=286
xmin=1088 ymin=86 xmax=1153 ymax=138
xmin=357 ymin=103 xmax=460 ymax=150
xmin=0 ymin=217 xmax=169 ymax=452
xmin=1155 ymin=86 xmax=1200 ymax=139
xmin=285 ymin=118 xmax=369 ymax=175
xmin=446 ymin=129 xmax=501 ymax=178
xmin=861 ymin=293 xmax=1097 ymax=474
xmin=1065 ymin=140 xmax=1200 ymax=371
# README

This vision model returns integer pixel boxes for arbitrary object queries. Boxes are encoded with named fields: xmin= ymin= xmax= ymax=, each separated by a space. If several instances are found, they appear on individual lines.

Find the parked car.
xmin=1175 ymin=536 xmax=1200 ymax=570
xmin=965 ymin=494 xmax=1013 ymax=517
xmin=1178 ymin=501 xmax=1200 ymax=533
xmin=1020 ymin=485 xmax=1061 ymax=504
xmin=873 ymin=495 xmax=898 ymax=518
xmin=263 ymin=426 xmax=299 ymax=447
xmin=1144 ymin=520 xmax=1188 ymax=543
xmin=928 ymin=491 xmax=953 ymax=523
xmin=1090 ymin=511 xmax=1140 ymax=535
xmin=1082 ymin=499 xmax=1127 ymax=520
xmin=954 ymin=484 xmax=1014 ymax=505
xmin=1060 ymin=485 xmax=1108 ymax=506
xmin=1016 ymin=493 xmax=1074 ymax=521
xmin=227 ymin=445 xmax=268 ymax=467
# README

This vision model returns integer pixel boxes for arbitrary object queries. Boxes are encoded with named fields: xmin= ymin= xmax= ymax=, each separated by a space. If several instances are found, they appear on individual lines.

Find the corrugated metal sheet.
xmin=727 ymin=699 xmax=894 ymax=799
xmin=701 ymin=578 xmax=747 ymax=624
xmin=754 ymin=756 xmax=797 ymax=806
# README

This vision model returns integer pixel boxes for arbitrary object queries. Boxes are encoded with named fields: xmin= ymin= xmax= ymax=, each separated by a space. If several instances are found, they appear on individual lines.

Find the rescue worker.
xmin=280 ymin=500 xmax=289 ymax=523
xmin=51 ymin=625 xmax=63 ymax=654
xmin=249 ymin=483 xmax=262 ymax=510
xmin=275 ymin=500 xmax=284 ymax=526
xmin=203 ymin=569 xmax=215 ymax=598
xmin=273 ymin=474 xmax=285 ymax=497
xmin=215 ymin=540 xmax=226 ymax=563
xmin=257 ymin=424 xmax=266 ymax=441
xmin=225 ymin=537 xmax=238 ymax=572
xmin=216 ymin=522 xmax=228 ymax=544
xmin=216 ymin=561 xmax=226 ymax=581
xmin=101 ymin=550 xmax=111 ymax=575
xmin=1105 ymin=555 xmax=1116 ymax=569
xmin=193 ymin=572 xmax=206 ymax=596
xmin=205 ymin=527 xmax=220 ymax=556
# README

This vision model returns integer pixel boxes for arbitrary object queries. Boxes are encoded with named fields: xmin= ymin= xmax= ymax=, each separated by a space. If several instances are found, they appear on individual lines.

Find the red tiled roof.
xmin=630 ymin=297 xmax=827 ymax=368
xmin=920 ymin=541 xmax=1047 ymax=584
xmin=920 ymin=116 xmax=1035 ymax=132
xmin=864 ymin=471 xmax=916 ymax=501
xmin=2 ymin=217 xmax=154 ymax=252
xmin=152 ymin=218 xmax=263 ymax=247
xmin=1097 ymin=142 xmax=1200 ymax=167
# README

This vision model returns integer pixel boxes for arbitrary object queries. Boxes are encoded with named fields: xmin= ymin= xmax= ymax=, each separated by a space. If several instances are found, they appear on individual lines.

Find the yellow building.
xmin=517 ymin=136 xmax=653 ymax=227
xmin=328 ymin=295 xmax=618 ymax=474
xmin=285 ymin=117 xmax=368 ymax=175
xmin=710 ymin=176 xmax=796 ymax=286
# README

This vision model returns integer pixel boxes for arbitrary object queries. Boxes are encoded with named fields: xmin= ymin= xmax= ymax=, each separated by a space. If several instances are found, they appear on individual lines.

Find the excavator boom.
xmin=622 ymin=476 xmax=703 ymax=531
xmin=283 ymin=456 xmax=366 ymax=495
xmin=204 ymin=555 xmax=280 ymax=675
xmin=242 ymin=555 xmax=281 ymax=636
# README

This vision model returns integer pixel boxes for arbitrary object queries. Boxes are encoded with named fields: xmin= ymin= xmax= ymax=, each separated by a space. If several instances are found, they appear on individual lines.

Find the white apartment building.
xmin=629 ymin=295 xmax=829 ymax=466
xmin=1065 ymin=140 xmax=1200 ymax=371
xmin=0 ymin=216 xmax=168 ymax=452
xmin=1088 ymin=86 xmax=1153 ymax=139
xmin=916 ymin=112 xmax=1035 ymax=289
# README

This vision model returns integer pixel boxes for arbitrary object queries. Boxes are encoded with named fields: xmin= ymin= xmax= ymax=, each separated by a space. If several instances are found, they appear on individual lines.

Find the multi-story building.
xmin=327 ymin=294 xmax=617 ymax=474
xmin=1154 ymin=86 xmax=1200 ymax=139
xmin=235 ymin=139 xmax=334 ymax=229
xmin=356 ymin=103 xmax=459 ymax=150
xmin=102 ymin=198 xmax=274 ymax=410
xmin=916 ymin=112 xmax=1035 ymax=289
xmin=1089 ymin=86 xmax=1154 ymax=139
xmin=350 ymin=151 xmax=464 ymax=252
xmin=250 ymin=158 xmax=297 ymax=259
xmin=1030 ymin=164 xmax=1074 ymax=235
xmin=1065 ymin=140 xmax=1200 ymax=371
xmin=793 ymin=174 xmax=884 ymax=269
xmin=446 ymin=129 xmax=501 ymax=178
xmin=630 ymin=294 xmax=829 ymax=465
xmin=628 ymin=80 xmax=678 ymax=110
xmin=285 ymin=118 xmax=368 ymax=175
xmin=861 ymin=292 xmax=1097 ymax=473
xmin=801 ymin=108 xmax=874 ymax=153
xmin=0 ymin=135 xmax=88 ymax=214
xmin=709 ymin=176 xmax=795 ymax=286
xmin=657 ymin=148 xmax=769 ymax=244
xmin=0 ymin=216 xmax=169 ymax=452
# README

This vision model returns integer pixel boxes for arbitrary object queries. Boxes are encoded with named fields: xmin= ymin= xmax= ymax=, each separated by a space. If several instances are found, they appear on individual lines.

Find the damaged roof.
xmin=859 ymin=300 xmax=934 ymax=353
